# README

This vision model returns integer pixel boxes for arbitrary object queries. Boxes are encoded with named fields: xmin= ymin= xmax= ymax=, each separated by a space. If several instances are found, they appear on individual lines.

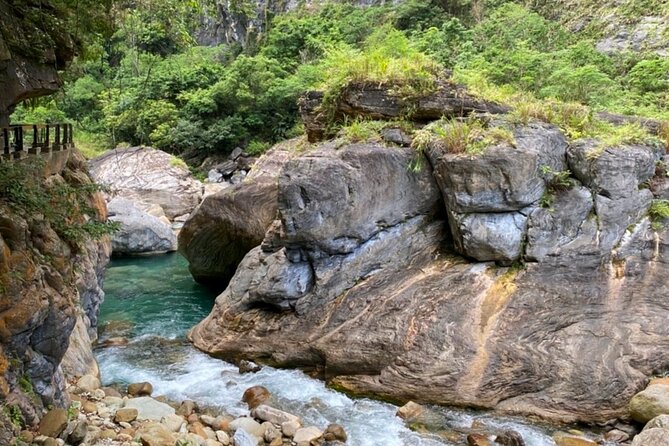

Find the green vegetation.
xmin=0 ymin=160 xmax=118 ymax=246
xmin=412 ymin=118 xmax=515 ymax=156
xmin=650 ymin=199 xmax=669 ymax=230
xmin=10 ymin=0 xmax=669 ymax=161
xmin=2 ymin=404 xmax=23 ymax=428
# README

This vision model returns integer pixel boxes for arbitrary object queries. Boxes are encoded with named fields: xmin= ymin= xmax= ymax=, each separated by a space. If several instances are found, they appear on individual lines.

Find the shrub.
xmin=628 ymin=58 xmax=669 ymax=93
xmin=649 ymin=199 xmax=669 ymax=229
xmin=339 ymin=119 xmax=386 ymax=143
xmin=540 ymin=65 xmax=616 ymax=105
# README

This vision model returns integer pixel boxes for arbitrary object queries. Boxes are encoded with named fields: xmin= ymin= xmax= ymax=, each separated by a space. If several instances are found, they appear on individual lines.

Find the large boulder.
xmin=630 ymin=384 xmax=669 ymax=423
xmin=631 ymin=428 xmax=669 ymax=446
xmin=178 ymin=141 xmax=297 ymax=289
xmin=89 ymin=147 xmax=203 ymax=219
xmin=107 ymin=198 xmax=177 ymax=255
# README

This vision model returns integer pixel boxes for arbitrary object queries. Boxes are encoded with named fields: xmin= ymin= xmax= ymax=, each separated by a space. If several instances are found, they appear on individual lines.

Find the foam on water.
xmin=96 ymin=254 xmax=560 ymax=446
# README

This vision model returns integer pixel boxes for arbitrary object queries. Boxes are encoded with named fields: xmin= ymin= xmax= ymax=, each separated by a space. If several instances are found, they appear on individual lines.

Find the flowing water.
xmin=95 ymin=253 xmax=580 ymax=446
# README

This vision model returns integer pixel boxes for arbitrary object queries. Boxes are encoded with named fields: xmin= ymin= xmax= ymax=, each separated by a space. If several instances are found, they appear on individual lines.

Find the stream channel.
xmin=94 ymin=253 xmax=591 ymax=446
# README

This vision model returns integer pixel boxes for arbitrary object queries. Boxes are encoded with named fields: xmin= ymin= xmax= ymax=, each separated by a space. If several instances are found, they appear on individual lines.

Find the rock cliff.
xmin=185 ymin=82 xmax=669 ymax=423
xmin=0 ymin=150 xmax=111 ymax=439
xmin=0 ymin=0 xmax=77 ymax=125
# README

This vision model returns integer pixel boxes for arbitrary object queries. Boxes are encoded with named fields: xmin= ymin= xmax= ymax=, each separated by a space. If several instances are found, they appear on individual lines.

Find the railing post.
xmin=13 ymin=126 xmax=20 ymax=154
xmin=45 ymin=124 xmax=50 ymax=152
xmin=55 ymin=124 xmax=61 ymax=151
xmin=32 ymin=125 xmax=38 ymax=148
xmin=63 ymin=123 xmax=68 ymax=148
xmin=2 ymin=128 xmax=8 ymax=156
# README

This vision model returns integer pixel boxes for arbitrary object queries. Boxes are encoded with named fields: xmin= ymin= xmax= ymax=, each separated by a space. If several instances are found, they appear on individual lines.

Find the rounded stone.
xmin=242 ymin=386 xmax=271 ymax=409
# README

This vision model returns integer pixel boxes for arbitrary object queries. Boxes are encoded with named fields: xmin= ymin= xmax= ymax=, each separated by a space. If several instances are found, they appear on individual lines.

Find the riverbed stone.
xmin=216 ymin=430 xmax=230 ymax=445
xmin=38 ymin=409 xmax=68 ymax=438
xmin=176 ymin=400 xmax=197 ymax=417
xmin=161 ymin=413 xmax=186 ymax=432
xmin=125 ymin=396 xmax=176 ymax=421
xmin=293 ymin=426 xmax=323 ymax=444
xmin=238 ymin=360 xmax=261 ymax=374
xmin=232 ymin=429 xmax=257 ymax=446
xmin=128 ymin=382 xmax=153 ymax=396
xmin=632 ymin=427 xmax=669 ymax=446
xmin=242 ymin=386 xmax=271 ymax=409
xmin=76 ymin=374 xmax=100 ymax=393
xmin=230 ymin=417 xmax=264 ymax=439
xmin=495 ymin=430 xmax=525 ymax=446
xmin=323 ymin=424 xmax=347 ymax=442
xmin=114 ymin=408 xmax=138 ymax=423
xmin=552 ymin=432 xmax=597 ymax=446
xmin=644 ymin=414 xmax=669 ymax=431
xmin=252 ymin=405 xmax=300 ymax=426
xmin=396 ymin=401 xmax=425 ymax=420
xmin=281 ymin=420 xmax=300 ymax=438
xmin=67 ymin=421 xmax=88 ymax=445
xmin=630 ymin=385 xmax=669 ymax=423
xmin=467 ymin=433 xmax=492 ymax=446
xmin=262 ymin=422 xmax=281 ymax=443
xmin=137 ymin=422 xmax=177 ymax=446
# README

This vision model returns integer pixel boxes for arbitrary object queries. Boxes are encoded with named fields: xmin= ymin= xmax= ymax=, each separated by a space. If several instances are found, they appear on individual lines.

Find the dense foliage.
xmin=11 ymin=0 xmax=669 ymax=159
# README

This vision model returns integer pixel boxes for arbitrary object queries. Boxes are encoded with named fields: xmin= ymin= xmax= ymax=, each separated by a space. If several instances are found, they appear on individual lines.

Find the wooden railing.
xmin=1 ymin=123 xmax=74 ymax=160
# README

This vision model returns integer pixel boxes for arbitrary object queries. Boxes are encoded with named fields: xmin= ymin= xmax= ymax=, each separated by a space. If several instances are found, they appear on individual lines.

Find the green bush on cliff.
xmin=0 ymin=161 xmax=118 ymax=246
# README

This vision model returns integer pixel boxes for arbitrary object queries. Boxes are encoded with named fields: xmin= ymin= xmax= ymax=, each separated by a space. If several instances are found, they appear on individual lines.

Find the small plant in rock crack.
xmin=540 ymin=165 xmax=573 ymax=190
xmin=649 ymin=199 xmax=669 ymax=231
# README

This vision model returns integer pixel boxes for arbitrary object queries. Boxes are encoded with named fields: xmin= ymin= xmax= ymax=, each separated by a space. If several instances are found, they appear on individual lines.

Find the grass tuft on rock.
xmin=412 ymin=118 xmax=515 ymax=156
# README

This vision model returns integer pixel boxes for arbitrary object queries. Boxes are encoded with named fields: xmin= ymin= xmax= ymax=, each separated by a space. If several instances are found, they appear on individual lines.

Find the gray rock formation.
xmin=596 ymin=16 xmax=669 ymax=56
xmin=186 ymin=118 xmax=669 ymax=424
xmin=89 ymin=147 xmax=204 ymax=220
xmin=107 ymin=198 xmax=177 ymax=255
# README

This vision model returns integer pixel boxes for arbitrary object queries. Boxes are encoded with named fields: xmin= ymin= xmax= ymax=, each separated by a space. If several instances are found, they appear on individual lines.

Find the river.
xmin=95 ymin=253 xmax=580 ymax=446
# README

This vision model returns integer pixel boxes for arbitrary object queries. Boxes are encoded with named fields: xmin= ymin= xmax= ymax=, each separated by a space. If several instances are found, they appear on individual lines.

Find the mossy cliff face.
xmin=0 ymin=151 xmax=111 ymax=441
xmin=0 ymin=0 xmax=76 ymax=125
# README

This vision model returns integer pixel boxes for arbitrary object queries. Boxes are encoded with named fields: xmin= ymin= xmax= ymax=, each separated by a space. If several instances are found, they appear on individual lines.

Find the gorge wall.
xmin=0 ymin=150 xmax=111 ymax=442
xmin=0 ymin=0 xmax=77 ymax=126
xmin=183 ymin=82 xmax=669 ymax=424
